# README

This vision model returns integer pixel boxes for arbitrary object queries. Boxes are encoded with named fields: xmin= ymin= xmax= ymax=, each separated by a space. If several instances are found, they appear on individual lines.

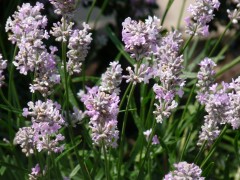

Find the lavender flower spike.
xmin=80 ymin=86 xmax=119 ymax=148
xmin=67 ymin=22 xmax=92 ymax=75
xmin=99 ymin=61 xmax=123 ymax=95
xmin=122 ymin=16 xmax=161 ymax=60
xmin=0 ymin=54 xmax=7 ymax=88
xmin=196 ymin=57 xmax=216 ymax=104
xmin=185 ymin=0 xmax=220 ymax=36
xmin=164 ymin=161 xmax=204 ymax=180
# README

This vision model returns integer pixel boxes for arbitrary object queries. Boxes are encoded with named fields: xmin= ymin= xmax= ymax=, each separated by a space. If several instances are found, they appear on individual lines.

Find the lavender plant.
xmin=1 ymin=0 xmax=240 ymax=179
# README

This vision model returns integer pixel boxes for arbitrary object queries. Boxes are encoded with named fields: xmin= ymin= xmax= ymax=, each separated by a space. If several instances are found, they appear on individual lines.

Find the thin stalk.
xmin=102 ymin=142 xmax=110 ymax=180
xmin=145 ymin=92 xmax=155 ymax=127
xmin=180 ymin=34 xmax=194 ymax=54
xmin=161 ymin=0 xmax=175 ymax=26
xmin=119 ymin=82 xmax=132 ymax=110
xmin=137 ymin=119 xmax=157 ymax=179
xmin=209 ymin=22 xmax=232 ymax=57
xmin=216 ymin=55 xmax=240 ymax=77
xmin=8 ymin=45 xmax=18 ymax=107
xmin=200 ymin=125 xmax=228 ymax=168
xmin=117 ymin=83 xmax=135 ymax=180
xmin=86 ymin=0 xmax=97 ymax=23
xmin=177 ymin=0 xmax=187 ymax=29
xmin=194 ymin=141 xmax=207 ymax=164
xmin=62 ymin=17 xmax=91 ymax=180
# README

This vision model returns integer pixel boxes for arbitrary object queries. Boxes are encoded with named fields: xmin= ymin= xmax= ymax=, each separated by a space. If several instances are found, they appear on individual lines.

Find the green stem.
xmin=180 ymin=34 xmax=194 ymax=54
xmin=209 ymin=22 xmax=232 ymax=57
xmin=137 ymin=119 xmax=157 ymax=179
xmin=200 ymin=125 xmax=228 ymax=168
xmin=177 ymin=0 xmax=187 ymax=29
xmin=216 ymin=55 xmax=240 ymax=77
xmin=161 ymin=0 xmax=175 ymax=26
xmin=102 ymin=142 xmax=110 ymax=180
xmin=194 ymin=141 xmax=206 ymax=164
xmin=61 ymin=17 xmax=91 ymax=180
xmin=117 ymin=83 xmax=135 ymax=180
xmin=86 ymin=0 xmax=97 ymax=23
xmin=119 ymin=82 xmax=132 ymax=110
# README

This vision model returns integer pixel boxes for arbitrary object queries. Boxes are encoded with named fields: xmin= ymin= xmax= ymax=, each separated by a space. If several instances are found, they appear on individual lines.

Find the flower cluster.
xmin=67 ymin=23 xmax=92 ymax=75
xmin=123 ymin=64 xmax=151 ymax=85
xmin=80 ymin=61 xmax=122 ymax=148
xmin=14 ymin=100 xmax=65 ymax=155
xmin=152 ymin=30 xmax=185 ymax=123
xmin=164 ymin=161 xmax=204 ymax=180
xmin=227 ymin=1 xmax=240 ymax=24
xmin=197 ymin=58 xmax=240 ymax=145
xmin=0 ymin=54 xmax=7 ymax=88
xmin=50 ymin=17 xmax=74 ymax=42
xmin=143 ymin=129 xmax=159 ymax=145
xmin=49 ymin=0 xmax=76 ymax=15
xmin=196 ymin=57 xmax=216 ymax=104
xmin=185 ymin=0 xmax=220 ymax=36
xmin=197 ymin=82 xmax=230 ymax=146
xmin=80 ymin=87 xmax=119 ymax=148
xmin=5 ymin=3 xmax=60 ymax=96
xmin=28 ymin=164 xmax=45 ymax=180
xmin=122 ymin=16 xmax=161 ymax=60
xmin=99 ymin=61 xmax=123 ymax=94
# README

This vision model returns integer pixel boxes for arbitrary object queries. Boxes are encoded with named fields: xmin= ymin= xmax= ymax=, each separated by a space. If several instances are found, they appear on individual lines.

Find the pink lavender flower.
xmin=80 ymin=86 xmax=119 ymax=148
xmin=122 ymin=16 xmax=161 ymax=61
xmin=0 ymin=54 xmax=7 ymax=88
xmin=67 ymin=22 xmax=92 ymax=75
xmin=50 ymin=17 xmax=74 ymax=42
xmin=14 ymin=127 xmax=35 ymax=156
xmin=123 ymin=64 xmax=152 ymax=85
xmin=99 ymin=61 xmax=123 ymax=95
xmin=15 ymin=100 xmax=65 ymax=155
xmin=164 ymin=162 xmax=204 ymax=180
xmin=152 ymin=30 xmax=184 ymax=124
xmin=196 ymin=58 xmax=216 ymax=104
xmin=197 ymin=82 xmax=230 ymax=146
xmin=153 ymin=30 xmax=185 ymax=96
xmin=28 ymin=164 xmax=45 ymax=180
xmin=23 ymin=99 xmax=65 ymax=127
xmin=143 ymin=129 xmax=159 ymax=145
xmin=185 ymin=0 xmax=220 ymax=36
xmin=6 ymin=2 xmax=60 ymax=96
xmin=69 ymin=107 xmax=85 ymax=127
xmin=49 ymin=0 xmax=76 ymax=15
xmin=29 ymin=46 xmax=61 ymax=96
xmin=153 ymin=85 xmax=178 ymax=123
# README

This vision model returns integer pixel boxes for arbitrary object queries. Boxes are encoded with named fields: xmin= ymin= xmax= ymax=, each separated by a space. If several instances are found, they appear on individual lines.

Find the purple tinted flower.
xmin=196 ymin=57 xmax=216 ymax=104
xmin=0 ymin=54 xmax=7 ymax=88
xmin=80 ymin=86 xmax=119 ymax=148
xmin=67 ymin=22 xmax=92 ymax=75
xmin=185 ymin=0 xmax=220 ymax=36
xmin=29 ymin=164 xmax=44 ymax=180
xmin=100 ymin=61 xmax=123 ymax=95
xmin=50 ymin=17 xmax=74 ymax=42
xmin=15 ymin=100 xmax=65 ymax=155
xmin=122 ymin=16 xmax=161 ymax=60
xmin=23 ymin=99 xmax=65 ymax=127
xmin=14 ymin=127 xmax=35 ymax=156
xmin=143 ymin=129 xmax=159 ymax=145
xmin=6 ymin=2 xmax=60 ymax=96
xmin=164 ymin=162 xmax=204 ymax=180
